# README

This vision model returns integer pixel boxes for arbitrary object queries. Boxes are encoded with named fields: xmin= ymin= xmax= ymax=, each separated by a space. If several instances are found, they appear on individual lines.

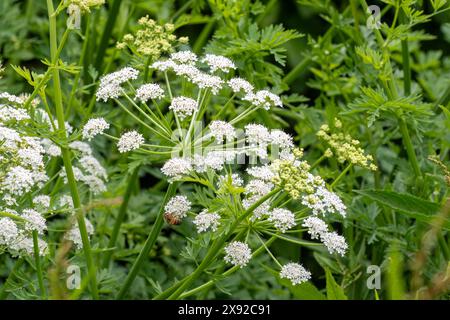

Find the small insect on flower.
xmin=164 ymin=195 xmax=191 ymax=225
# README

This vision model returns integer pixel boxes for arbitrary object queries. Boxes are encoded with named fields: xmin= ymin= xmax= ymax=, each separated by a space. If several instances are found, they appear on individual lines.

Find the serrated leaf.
xmin=355 ymin=190 xmax=449 ymax=229
xmin=325 ymin=268 xmax=347 ymax=300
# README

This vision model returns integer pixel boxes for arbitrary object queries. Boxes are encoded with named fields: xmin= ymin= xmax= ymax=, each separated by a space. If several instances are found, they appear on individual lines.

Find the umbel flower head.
xmin=224 ymin=241 xmax=252 ymax=268
xmin=280 ymin=263 xmax=311 ymax=285
xmin=117 ymin=16 xmax=188 ymax=59
xmin=317 ymin=118 xmax=377 ymax=171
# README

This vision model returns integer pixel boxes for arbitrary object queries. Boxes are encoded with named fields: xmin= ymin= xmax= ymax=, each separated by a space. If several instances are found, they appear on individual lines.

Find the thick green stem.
xmin=398 ymin=117 xmax=422 ymax=178
xmin=46 ymin=0 xmax=98 ymax=299
xmin=32 ymin=231 xmax=47 ymax=299
xmin=167 ymin=188 xmax=281 ymax=300
xmin=103 ymin=167 xmax=140 ymax=268
xmin=116 ymin=182 xmax=179 ymax=299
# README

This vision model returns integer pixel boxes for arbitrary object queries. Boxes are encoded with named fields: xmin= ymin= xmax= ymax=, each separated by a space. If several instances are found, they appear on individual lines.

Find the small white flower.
xmin=65 ymin=218 xmax=94 ymax=249
xmin=217 ymin=173 xmax=244 ymax=188
xmin=9 ymin=236 xmax=48 ymax=257
xmin=164 ymin=195 xmax=191 ymax=219
xmin=21 ymin=209 xmax=47 ymax=234
xmin=301 ymin=186 xmax=347 ymax=217
xmin=228 ymin=78 xmax=254 ymax=94
xmin=242 ymin=196 xmax=271 ymax=220
xmin=170 ymin=51 xmax=198 ymax=65
xmin=191 ymin=73 xmax=224 ymax=94
xmin=268 ymin=208 xmax=296 ymax=233
xmin=252 ymin=90 xmax=283 ymax=110
xmin=1 ymin=166 xmax=35 ymax=196
xmin=0 ymin=217 xmax=19 ymax=246
xmin=246 ymin=165 xmax=275 ymax=181
xmin=82 ymin=175 xmax=107 ymax=194
xmin=280 ymin=263 xmax=311 ymax=285
xmin=302 ymin=216 xmax=328 ymax=239
xmin=151 ymin=60 xmax=177 ymax=72
xmin=202 ymin=54 xmax=236 ymax=73
xmin=79 ymin=155 xmax=108 ymax=180
xmin=169 ymin=96 xmax=198 ymax=120
xmin=244 ymin=179 xmax=274 ymax=196
xmin=117 ymin=131 xmax=144 ymax=153
xmin=209 ymin=120 xmax=236 ymax=143
xmin=321 ymin=231 xmax=348 ymax=256
xmin=17 ymin=147 xmax=44 ymax=169
xmin=0 ymin=105 xmax=30 ymax=122
xmin=270 ymin=130 xmax=294 ymax=150
xmin=32 ymin=195 xmax=51 ymax=209
xmin=135 ymin=83 xmax=165 ymax=102
xmin=82 ymin=118 xmax=110 ymax=141
xmin=59 ymin=195 xmax=74 ymax=209
xmin=69 ymin=141 xmax=93 ymax=156
xmin=161 ymin=157 xmax=192 ymax=180
xmin=96 ymin=67 xmax=139 ymax=102
xmin=245 ymin=124 xmax=271 ymax=146
xmin=193 ymin=209 xmax=220 ymax=233
xmin=173 ymin=64 xmax=201 ymax=79
xmin=224 ymin=241 xmax=252 ymax=268
xmin=41 ymin=138 xmax=61 ymax=157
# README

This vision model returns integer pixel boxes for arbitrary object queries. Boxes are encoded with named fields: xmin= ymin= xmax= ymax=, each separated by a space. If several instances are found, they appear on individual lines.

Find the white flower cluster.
xmin=135 ymin=83 xmax=165 ymax=102
xmin=65 ymin=218 xmax=95 ymax=249
xmin=193 ymin=209 xmax=220 ymax=233
xmin=302 ymin=216 xmax=347 ymax=256
xmin=224 ymin=241 xmax=252 ymax=268
xmin=268 ymin=208 xmax=296 ymax=233
xmin=82 ymin=118 xmax=110 ymax=141
xmin=301 ymin=185 xmax=347 ymax=218
xmin=149 ymin=51 xmax=281 ymax=108
xmin=60 ymin=144 xmax=108 ymax=194
xmin=280 ymin=263 xmax=311 ymax=285
xmin=0 ymin=208 xmax=48 ymax=257
xmin=169 ymin=96 xmax=198 ymax=120
xmin=164 ymin=195 xmax=191 ymax=220
xmin=161 ymin=157 xmax=193 ymax=181
xmin=96 ymin=67 xmax=139 ymax=102
xmin=0 ymin=94 xmax=54 ymax=207
xmin=209 ymin=120 xmax=236 ymax=143
xmin=117 ymin=130 xmax=145 ymax=153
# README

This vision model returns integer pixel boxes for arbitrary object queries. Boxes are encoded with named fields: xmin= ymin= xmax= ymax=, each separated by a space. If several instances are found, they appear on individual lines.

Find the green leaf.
xmin=355 ymin=190 xmax=449 ymax=229
xmin=325 ymin=268 xmax=347 ymax=300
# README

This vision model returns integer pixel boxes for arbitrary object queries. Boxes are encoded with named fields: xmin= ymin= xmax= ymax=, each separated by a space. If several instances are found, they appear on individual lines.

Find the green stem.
xmin=193 ymin=20 xmax=216 ymax=54
xmin=179 ymin=236 xmax=277 ymax=299
xmin=116 ymin=182 xmax=179 ymax=299
xmin=330 ymin=163 xmax=353 ymax=188
xmin=47 ymin=0 xmax=98 ymax=300
xmin=398 ymin=117 xmax=422 ymax=178
xmin=32 ymin=230 xmax=47 ymax=299
xmin=103 ymin=167 xmax=140 ymax=268
xmin=167 ymin=188 xmax=281 ymax=300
